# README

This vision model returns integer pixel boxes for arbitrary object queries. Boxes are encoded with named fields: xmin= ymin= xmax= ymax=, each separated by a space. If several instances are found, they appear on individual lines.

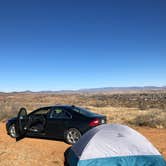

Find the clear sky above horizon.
xmin=0 ymin=0 xmax=166 ymax=92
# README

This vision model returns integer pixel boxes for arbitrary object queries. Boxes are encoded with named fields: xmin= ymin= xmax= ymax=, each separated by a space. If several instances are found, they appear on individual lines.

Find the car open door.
xmin=15 ymin=107 xmax=28 ymax=141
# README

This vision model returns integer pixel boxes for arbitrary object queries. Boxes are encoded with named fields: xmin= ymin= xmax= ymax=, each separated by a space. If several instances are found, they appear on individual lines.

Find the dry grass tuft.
xmin=85 ymin=106 xmax=166 ymax=128
xmin=0 ymin=102 xmax=21 ymax=121
xmin=128 ymin=110 xmax=166 ymax=128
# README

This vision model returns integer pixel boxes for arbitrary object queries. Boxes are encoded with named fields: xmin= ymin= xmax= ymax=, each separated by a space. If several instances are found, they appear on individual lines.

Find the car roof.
xmin=40 ymin=105 xmax=75 ymax=109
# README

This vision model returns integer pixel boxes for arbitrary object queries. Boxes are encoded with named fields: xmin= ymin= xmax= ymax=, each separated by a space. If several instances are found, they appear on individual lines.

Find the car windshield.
xmin=72 ymin=107 xmax=97 ymax=116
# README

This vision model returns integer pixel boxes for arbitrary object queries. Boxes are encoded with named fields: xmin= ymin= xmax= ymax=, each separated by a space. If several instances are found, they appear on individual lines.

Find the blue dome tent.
xmin=65 ymin=124 xmax=166 ymax=166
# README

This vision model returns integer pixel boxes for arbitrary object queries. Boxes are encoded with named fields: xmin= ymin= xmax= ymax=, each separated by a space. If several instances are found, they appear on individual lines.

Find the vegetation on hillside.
xmin=0 ymin=92 xmax=166 ymax=128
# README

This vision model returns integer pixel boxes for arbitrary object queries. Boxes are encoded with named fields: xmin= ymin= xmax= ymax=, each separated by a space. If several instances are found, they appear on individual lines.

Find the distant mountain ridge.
xmin=78 ymin=86 xmax=166 ymax=92
xmin=1 ymin=86 xmax=166 ymax=94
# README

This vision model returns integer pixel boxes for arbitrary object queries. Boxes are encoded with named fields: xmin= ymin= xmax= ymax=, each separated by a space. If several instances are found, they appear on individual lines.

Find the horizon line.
xmin=0 ymin=85 xmax=166 ymax=93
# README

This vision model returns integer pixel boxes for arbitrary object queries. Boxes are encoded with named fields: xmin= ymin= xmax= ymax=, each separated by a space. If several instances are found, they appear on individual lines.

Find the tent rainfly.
xmin=65 ymin=124 xmax=166 ymax=166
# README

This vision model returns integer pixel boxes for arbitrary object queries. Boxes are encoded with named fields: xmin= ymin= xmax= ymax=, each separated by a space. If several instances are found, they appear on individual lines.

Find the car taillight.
xmin=89 ymin=118 xmax=100 ymax=127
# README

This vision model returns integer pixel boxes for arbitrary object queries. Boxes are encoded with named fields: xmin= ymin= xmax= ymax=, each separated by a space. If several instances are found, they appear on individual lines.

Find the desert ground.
xmin=0 ymin=92 xmax=166 ymax=165
xmin=0 ymin=122 xmax=165 ymax=166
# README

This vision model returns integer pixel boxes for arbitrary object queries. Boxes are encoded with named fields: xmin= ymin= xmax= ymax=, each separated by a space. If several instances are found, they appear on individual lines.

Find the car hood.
xmin=7 ymin=117 xmax=17 ymax=123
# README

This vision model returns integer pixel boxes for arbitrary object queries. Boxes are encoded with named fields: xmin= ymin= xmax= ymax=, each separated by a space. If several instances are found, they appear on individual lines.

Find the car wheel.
xmin=9 ymin=124 xmax=18 ymax=138
xmin=65 ymin=128 xmax=81 ymax=144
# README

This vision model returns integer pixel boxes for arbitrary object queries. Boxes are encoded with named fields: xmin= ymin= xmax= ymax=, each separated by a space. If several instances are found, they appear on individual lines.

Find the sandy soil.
xmin=135 ymin=127 xmax=166 ymax=158
xmin=0 ymin=122 xmax=69 ymax=166
xmin=0 ymin=122 xmax=165 ymax=166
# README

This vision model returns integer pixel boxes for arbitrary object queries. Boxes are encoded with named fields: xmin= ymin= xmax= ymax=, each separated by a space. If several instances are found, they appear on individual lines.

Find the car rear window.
xmin=72 ymin=107 xmax=97 ymax=117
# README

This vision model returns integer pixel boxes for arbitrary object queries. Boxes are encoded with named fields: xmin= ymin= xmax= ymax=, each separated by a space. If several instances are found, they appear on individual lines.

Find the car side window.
xmin=50 ymin=108 xmax=72 ymax=119
xmin=32 ymin=108 xmax=51 ymax=115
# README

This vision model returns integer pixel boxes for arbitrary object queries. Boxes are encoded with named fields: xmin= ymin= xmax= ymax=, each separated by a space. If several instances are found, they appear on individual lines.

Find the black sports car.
xmin=6 ymin=105 xmax=106 ymax=144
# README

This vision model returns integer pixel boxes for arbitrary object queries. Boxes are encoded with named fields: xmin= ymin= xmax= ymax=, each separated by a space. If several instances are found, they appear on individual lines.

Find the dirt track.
xmin=0 ymin=122 xmax=165 ymax=166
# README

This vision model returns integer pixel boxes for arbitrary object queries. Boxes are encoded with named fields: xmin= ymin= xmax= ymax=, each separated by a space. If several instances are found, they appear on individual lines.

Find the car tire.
xmin=9 ymin=124 xmax=18 ymax=138
xmin=65 ymin=128 xmax=81 ymax=144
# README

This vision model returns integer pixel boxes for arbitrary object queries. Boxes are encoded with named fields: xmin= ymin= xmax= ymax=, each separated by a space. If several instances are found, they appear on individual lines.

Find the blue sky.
xmin=0 ymin=0 xmax=166 ymax=92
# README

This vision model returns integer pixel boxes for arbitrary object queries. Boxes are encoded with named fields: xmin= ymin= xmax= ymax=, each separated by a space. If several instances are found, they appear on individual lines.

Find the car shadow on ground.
xmin=27 ymin=136 xmax=66 ymax=143
xmin=16 ymin=135 xmax=66 ymax=143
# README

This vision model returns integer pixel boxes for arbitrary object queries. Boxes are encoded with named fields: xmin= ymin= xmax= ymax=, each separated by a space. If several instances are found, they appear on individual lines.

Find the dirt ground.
xmin=0 ymin=122 xmax=165 ymax=166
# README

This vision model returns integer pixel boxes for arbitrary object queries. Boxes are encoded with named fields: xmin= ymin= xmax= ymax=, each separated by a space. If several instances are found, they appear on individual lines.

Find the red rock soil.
xmin=0 ymin=122 xmax=165 ymax=166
